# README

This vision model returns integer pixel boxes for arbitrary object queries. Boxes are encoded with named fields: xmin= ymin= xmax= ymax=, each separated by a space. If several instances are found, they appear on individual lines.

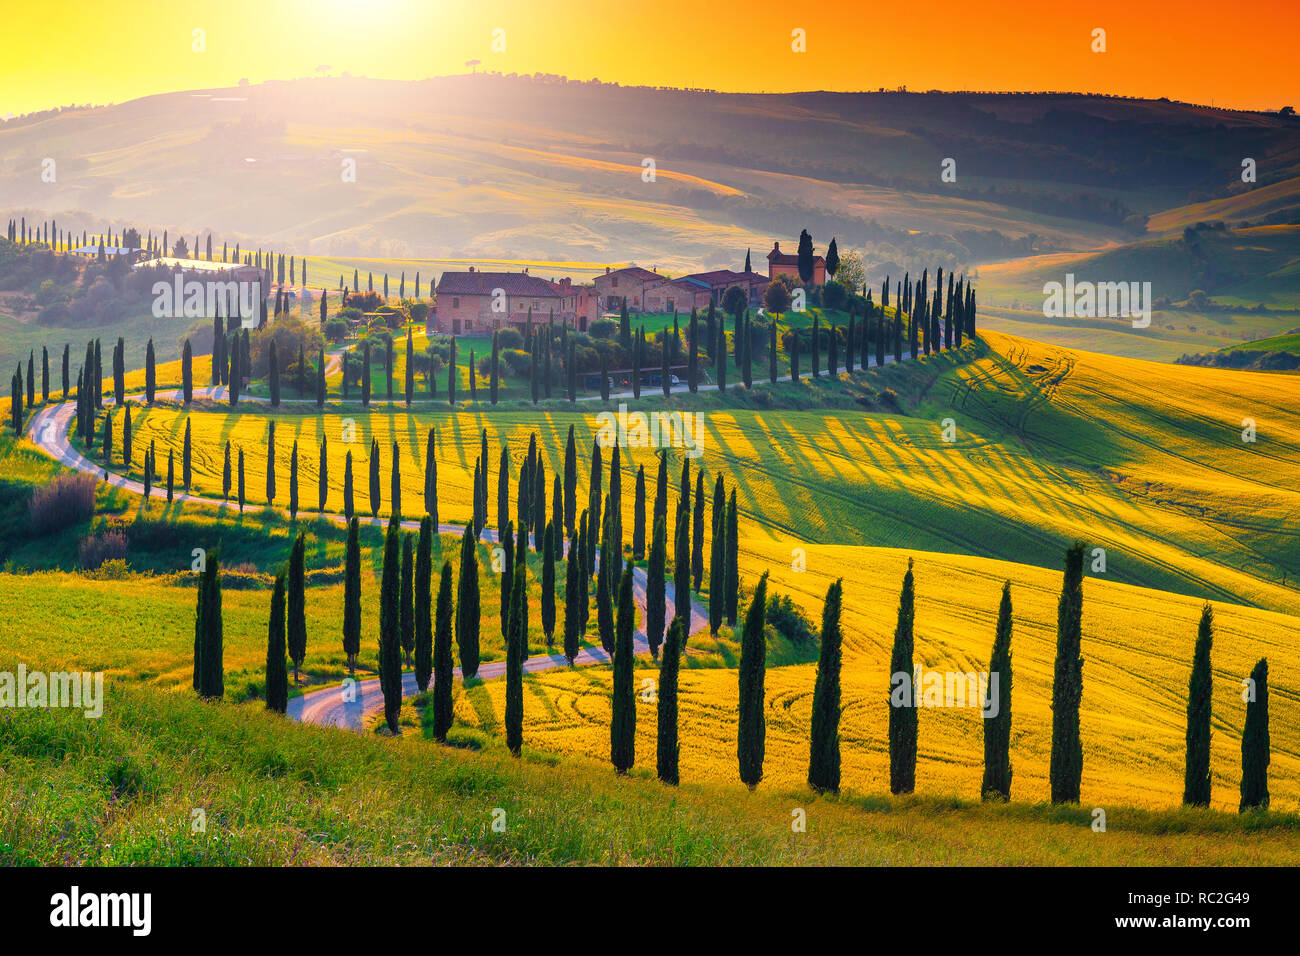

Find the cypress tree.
xmin=220 ymin=438 xmax=229 ymax=499
xmin=424 ymin=427 xmax=438 ymax=525
xmin=317 ymin=348 xmax=325 ymax=407
xmin=145 ymin=338 xmax=156 ymax=404
xmin=692 ymin=472 xmax=705 ymax=590
xmin=197 ymin=552 xmax=224 ymax=699
xmin=265 ymin=572 xmax=288 ymax=714
xmin=343 ymin=450 xmax=354 ymax=520
xmin=391 ymin=440 xmax=402 ymax=521
xmin=737 ymin=572 xmax=769 ymax=789
xmin=238 ymin=447 xmax=245 ymax=512
xmin=611 ymin=559 xmax=636 ymax=774
xmin=1240 ymin=658 xmax=1270 ymax=812
xmin=40 ymin=345 xmax=48 ymax=405
xmin=400 ymin=532 xmax=415 ymax=666
xmin=653 ymin=450 xmax=668 ymax=526
xmin=378 ymin=518 xmax=403 ymax=734
xmin=266 ymin=422 xmax=277 ymax=507
xmin=369 ymin=439 xmax=381 ymax=517
xmin=564 ymin=425 xmax=577 ymax=536
xmin=632 ymin=465 xmax=646 ymax=561
xmin=102 ymin=414 xmax=112 ymax=462
xmin=405 ymin=328 xmax=414 ymax=406
xmin=542 ymin=523 xmax=557 ymax=646
xmin=500 ymin=522 xmax=515 ymax=639
xmin=267 ymin=340 xmax=280 ymax=408
xmin=166 ymin=449 xmax=175 ymax=502
xmin=182 ymin=339 xmax=193 ymax=405
xmin=1183 ymin=603 xmax=1214 ymax=807
xmin=432 ymin=561 xmax=455 ymax=740
xmin=414 ymin=516 xmax=434 ymax=691
xmin=1049 ymin=541 xmax=1086 ymax=804
xmin=982 ymin=581 xmax=1014 ymax=801
xmin=318 ymin=436 xmax=328 ymax=511
xmin=673 ymin=497 xmax=691 ymax=630
xmin=456 ymin=525 xmax=480 ymax=678
xmin=657 ymin=616 xmax=684 ymax=786
xmin=725 ymin=490 xmax=739 ymax=626
xmin=513 ymin=530 xmax=530 ymax=662
xmin=286 ymin=532 xmax=306 ymax=685
xmin=182 ymin=419 xmax=192 ymax=491
xmin=288 ymin=440 xmax=299 ymax=518
xmin=563 ymin=528 xmax=581 ymax=664
xmin=342 ymin=517 xmax=361 ymax=673
xmin=596 ymin=533 xmax=615 ymax=655
xmin=504 ymin=561 xmax=527 ymax=757
xmin=808 ymin=578 xmax=844 ymax=794
xmin=552 ymin=475 xmax=563 ymax=562
xmin=646 ymin=513 xmax=667 ymax=660
xmin=889 ymin=558 xmax=918 ymax=795
xmin=362 ymin=342 xmax=371 ymax=408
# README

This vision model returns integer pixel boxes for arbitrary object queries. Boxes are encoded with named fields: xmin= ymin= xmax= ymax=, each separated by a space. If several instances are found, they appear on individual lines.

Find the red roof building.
xmin=767 ymin=240 xmax=825 ymax=285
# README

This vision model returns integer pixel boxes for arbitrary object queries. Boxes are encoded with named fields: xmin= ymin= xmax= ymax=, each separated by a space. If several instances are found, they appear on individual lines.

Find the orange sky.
xmin=2 ymin=0 xmax=1296 ymax=116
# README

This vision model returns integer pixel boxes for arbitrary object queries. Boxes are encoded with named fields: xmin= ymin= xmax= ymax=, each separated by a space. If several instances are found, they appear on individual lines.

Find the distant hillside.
xmin=3 ymin=75 xmax=1299 ymax=278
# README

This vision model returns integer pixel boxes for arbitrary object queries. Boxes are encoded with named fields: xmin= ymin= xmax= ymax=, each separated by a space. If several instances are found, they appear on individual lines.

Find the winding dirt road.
xmin=26 ymin=378 xmax=711 ymax=732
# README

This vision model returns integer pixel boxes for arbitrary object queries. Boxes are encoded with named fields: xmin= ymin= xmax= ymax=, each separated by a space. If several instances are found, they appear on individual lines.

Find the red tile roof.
xmin=435 ymin=271 xmax=563 ymax=297
xmin=602 ymin=266 xmax=662 ymax=283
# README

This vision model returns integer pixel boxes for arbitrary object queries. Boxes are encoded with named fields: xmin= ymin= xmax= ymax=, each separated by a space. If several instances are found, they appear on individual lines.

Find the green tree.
xmin=378 ymin=518 xmax=403 ymax=733
xmin=1050 ymin=541 xmax=1086 ymax=804
xmin=657 ymin=617 xmax=684 ymax=785
xmin=541 ymin=523 xmax=557 ymax=646
xmin=1240 ymin=658 xmax=1270 ymax=812
xmin=646 ymin=513 xmax=667 ymax=659
xmin=400 ymin=533 xmax=415 ymax=666
xmin=287 ymin=532 xmax=307 ymax=684
xmin=610 ymin=559 xmax=636 ymax=774
xmin=1183 ymin=603 xmax=1214 ymax=807
xmin=737 ymin=572 xmax=770 ymax=789
xmin=414 ymin=516 xmax=434 ymax=691
xmin=888 ymin=558 xmax=918 ymax=795
xmin=725 ymin=490 xmax=739 ymax=626
xmin=632 ymin=465 xmax=646 ymax=560
xmin=424 ymin=427 xmax=438 ymax=525
xmin=808 ymin=578 xmax=844 ymax=794
xmin=982 ymin=581 xmax=1014 ymax=801
xmin=265 ymin=572 xmax=288 ymax=714
xmin=505 ymin=564 xmax=526 ymax=757
xmin=432 ymin=561 xmax=455 ymax=740
xmin=342 ymin=517 xmax=361 ymax=673
xmin=456 ymin=524 xmax=480 ymax=678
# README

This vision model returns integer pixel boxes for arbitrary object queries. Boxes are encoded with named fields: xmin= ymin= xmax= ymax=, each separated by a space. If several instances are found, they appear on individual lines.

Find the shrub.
xmin=30 ymin=473 xmax=97 ymax=534
xmin=84 ymin=557 xmax=132 ymax=580
xmin=589 ymin=318 xmax=618 ymax=340
xmin=325 ymin=319 xmax=349 ymax=343
xmin=766 ymin=591 xmax=818 ymax=645
xmin=77 ymin=529 xmax=129 ymax=569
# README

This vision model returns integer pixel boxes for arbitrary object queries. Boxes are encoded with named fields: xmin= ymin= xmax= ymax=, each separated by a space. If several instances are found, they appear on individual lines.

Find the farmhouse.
xmin=433 ymin=268 xmax=569 ymax=334
xmin=592 ymin=266 xmax=663 ymax=312
xmin=642 ymin=276 xmax=712 ymax=314
xmin=681 ymin=269 xmax=769 ymax=307
xmin=767 ymin=240 xmax=825 ymax=285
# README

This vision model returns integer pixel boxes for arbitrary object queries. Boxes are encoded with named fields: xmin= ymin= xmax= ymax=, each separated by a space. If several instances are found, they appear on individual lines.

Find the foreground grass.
xmin=2 ymin=678 xmax=1297 ymax=865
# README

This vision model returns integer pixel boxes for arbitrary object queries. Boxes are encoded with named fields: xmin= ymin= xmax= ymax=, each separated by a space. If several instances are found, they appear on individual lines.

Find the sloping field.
xmin=455 ymin=541 xmax=1300 ymax=813
xmin=115 ymin=331 xmax=1300 ymax=615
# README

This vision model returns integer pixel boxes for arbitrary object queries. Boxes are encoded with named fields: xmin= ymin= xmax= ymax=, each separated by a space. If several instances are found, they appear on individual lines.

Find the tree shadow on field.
xmin=462 ymin=679 xmax=500 ymax=734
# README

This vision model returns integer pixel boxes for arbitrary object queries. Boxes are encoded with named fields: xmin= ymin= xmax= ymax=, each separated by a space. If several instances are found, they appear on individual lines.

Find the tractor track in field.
xmin=26 ymin=384 xmax=712 ymax=733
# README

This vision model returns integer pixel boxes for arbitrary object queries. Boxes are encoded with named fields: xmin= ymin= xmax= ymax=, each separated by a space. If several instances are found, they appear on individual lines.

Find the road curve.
xmin=26 ymin=382 xmax=712 ymax=733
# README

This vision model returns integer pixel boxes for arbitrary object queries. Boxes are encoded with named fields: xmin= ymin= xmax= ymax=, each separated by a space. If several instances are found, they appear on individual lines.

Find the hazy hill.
xmin=3 ymin=75 xmax=1299 ymax=277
